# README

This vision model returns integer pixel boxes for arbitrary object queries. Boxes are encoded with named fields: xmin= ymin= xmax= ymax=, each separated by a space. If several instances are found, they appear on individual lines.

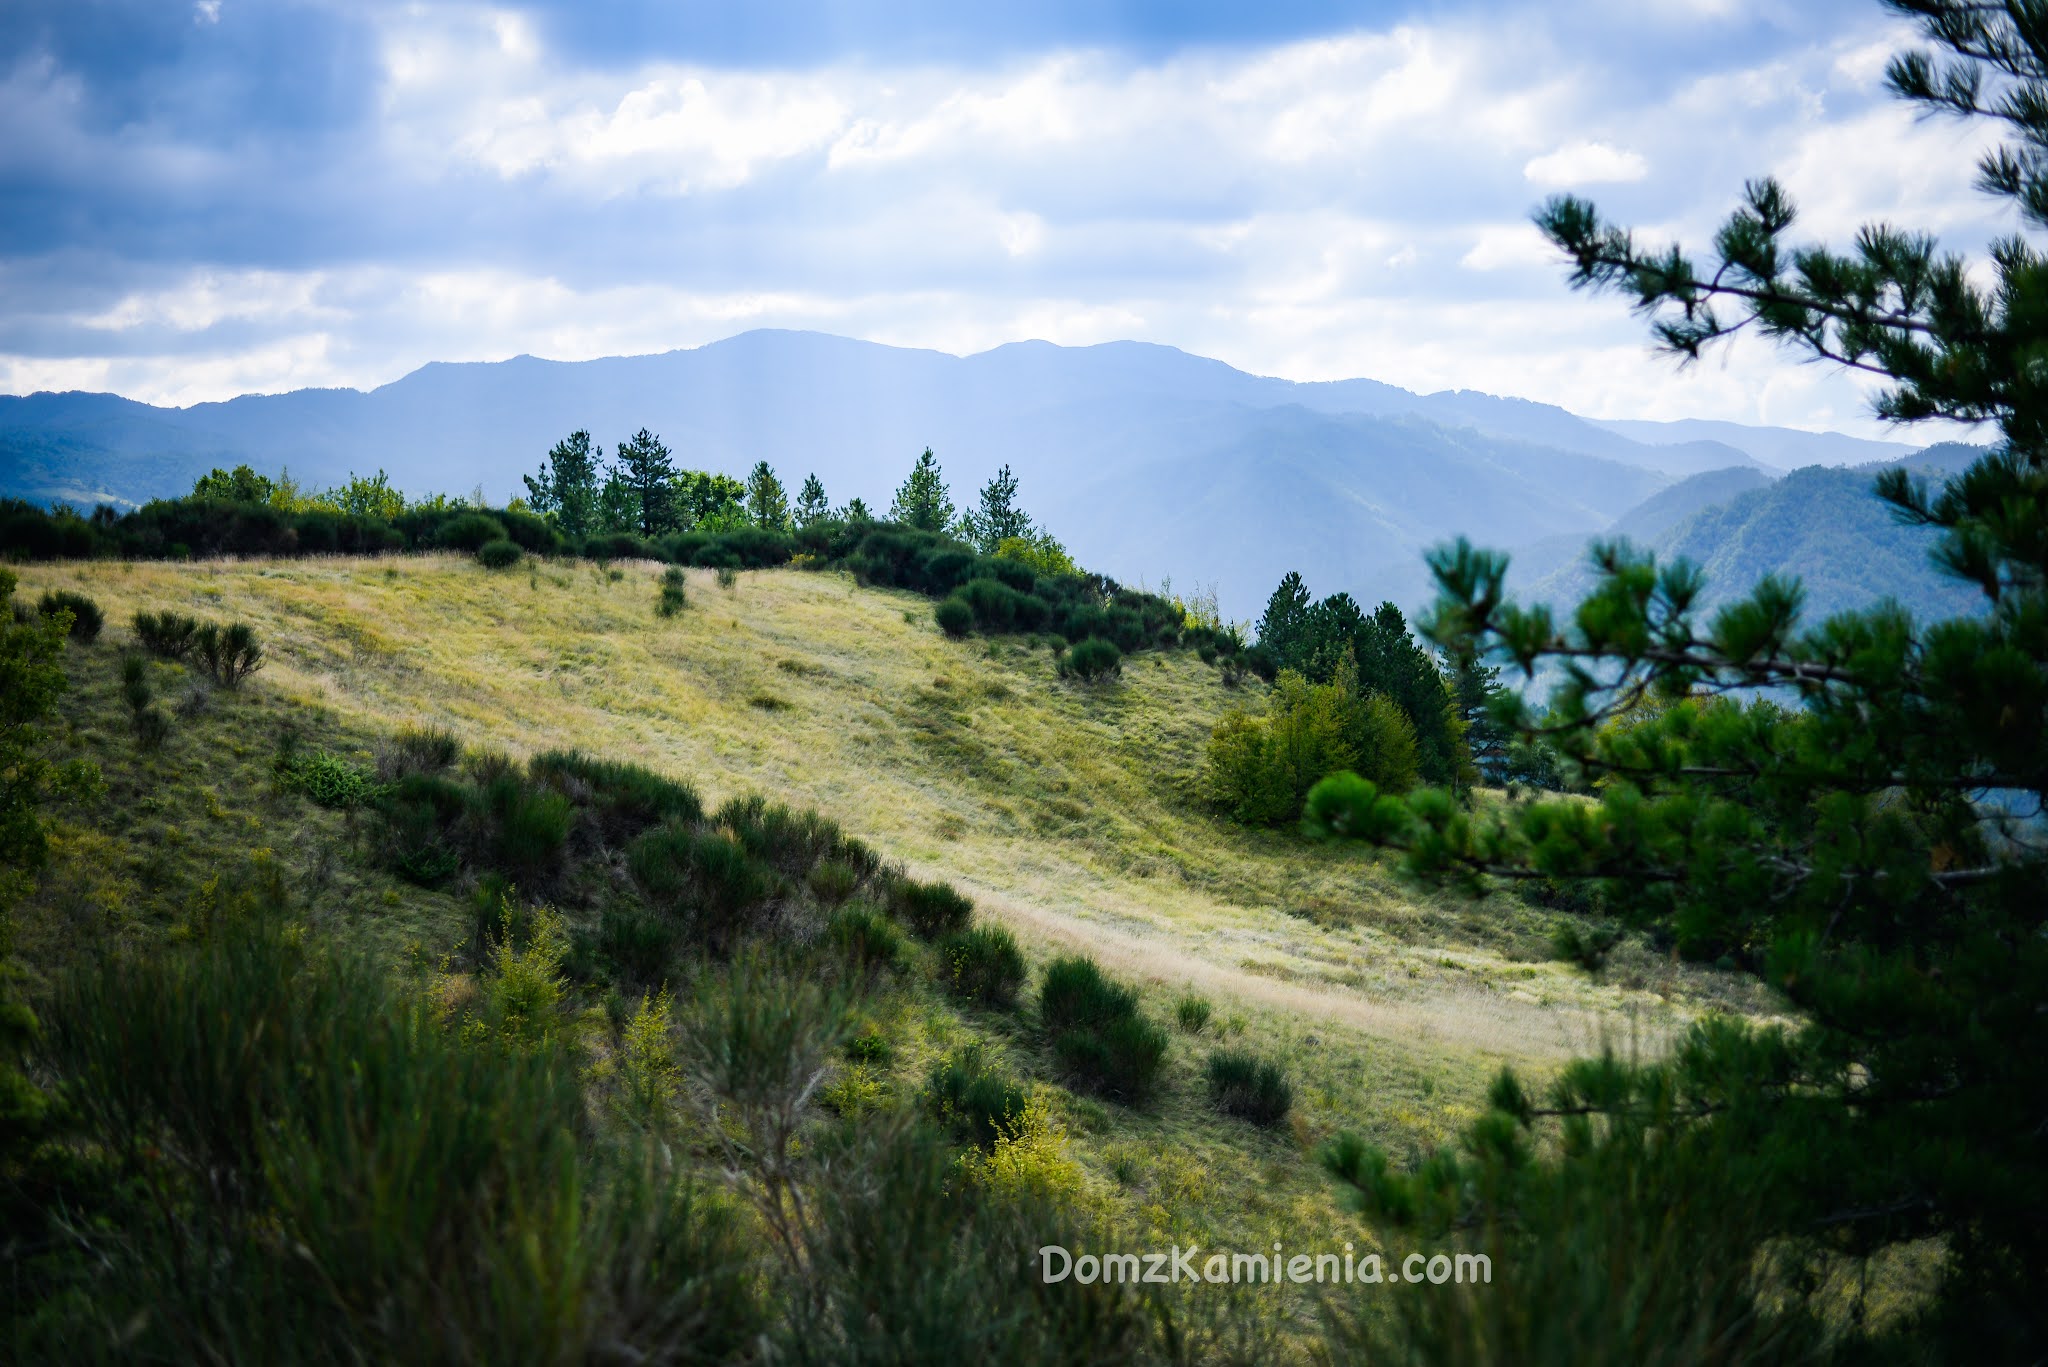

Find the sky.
xmin=0 ymin=0 xmax=2014 ymax=438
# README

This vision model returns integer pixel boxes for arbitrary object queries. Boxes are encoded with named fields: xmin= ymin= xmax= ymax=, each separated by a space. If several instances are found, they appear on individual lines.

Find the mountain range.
xmin=0 ymin=329 xmax=1960 ymax=622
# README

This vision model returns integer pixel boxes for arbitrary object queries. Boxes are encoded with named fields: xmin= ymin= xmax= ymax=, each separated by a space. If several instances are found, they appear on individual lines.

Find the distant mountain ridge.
xmin=0 ymin=329 xmax=1954 ymax=619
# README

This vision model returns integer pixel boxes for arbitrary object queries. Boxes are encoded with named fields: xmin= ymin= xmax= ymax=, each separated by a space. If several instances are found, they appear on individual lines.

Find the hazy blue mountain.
xmin=1591 ymin=416 xmax=1919 ymax=469
xmin=1606 ymin=466 xmax=1777 ymax=543
xmin=1522 ymin=447 xmax=1991 ymax=627
xmin=2 ymin=328 xmax=1969 ymax=620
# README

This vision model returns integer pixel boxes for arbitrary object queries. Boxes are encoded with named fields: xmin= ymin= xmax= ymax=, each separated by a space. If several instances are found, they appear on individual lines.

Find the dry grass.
xmin=21 ymin=553 xmax=1779 ymax=1078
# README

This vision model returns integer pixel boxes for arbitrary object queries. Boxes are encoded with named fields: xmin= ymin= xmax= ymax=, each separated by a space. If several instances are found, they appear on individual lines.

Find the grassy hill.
xmin=7 ymin=553 xmax=1782 ymax=1357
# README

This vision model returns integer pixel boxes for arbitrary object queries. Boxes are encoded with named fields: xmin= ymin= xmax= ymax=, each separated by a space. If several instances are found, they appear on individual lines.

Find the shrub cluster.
xmin=1204 ymin=1049 xmax=1293 ymax=1128
xmin=475 ymin=538 xmax=523 ymax=568
xmin=133 ymin=610 xmax=199 ymax=659
xmin=193 ymin=621 xmax=264 ymax=688
xmin=888 ymin=877 xmax=974 ymax=939
xmin=1038 ymin=955 xmax=1167 ymax=1104
xmin=938 ymin=925 xmax=1026 ymax=1009
xmin=36 ymin=589 xmax=102 ymax=642
xmin=1059 ymin=637 xmax=1122 ymax=682
xmin=656 ymin=566 xmax=688 ymax=616
xmin=924 ymin=1044 xmax=1028 ymax=1148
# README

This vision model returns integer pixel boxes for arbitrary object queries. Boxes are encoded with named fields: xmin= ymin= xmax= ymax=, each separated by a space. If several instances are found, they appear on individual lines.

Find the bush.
xmin=475 ymin=538 xmax=522 ymax=569
xmin=133 ymin=704 xmax=171 ymax=751
xmin=938 ymin=925 xmax=1027 ymax=1009
xmin=657 ymin=566 xmax=688 ymax=617
xmin=1060 ymin=637 xmax=1121 ymax=682
xmin=1205 ymin=1049 xmax=1292 ymax=1127
xmin=1052 ymin=1015 xmax=1168 ymax=1105
xmin=477 ymin=772 xmax=574 ymax=883
xmin=626 ymin=824 xmax=770 ymax=951
xmin=531 ymin=750 xmax=703 ymax=840
xmin=592 ymin=904 xmax=679 ymax=986
xmin=37 ymin=590 xmax=102 ymax=642
xmin=889 ymin=877 xmax=973 ymax=939
xmin=134 ymin=609 xmax=199 ymax=659
xmin=1175 ymin=993 xmax=1213 ymax=1034
xmin=436 ymin=512 xmax=508 ymax=552
xmin=120 ymin=653 xmax=151 ymax=711
xmin=377 ymin=773 xmax=466 ymax=884
xmin=193 ymin=621 xmax=264 ymax=688
xmin=1038 ymin=955 xmax=1139 ymax=1035
xmin=827 ymin=902 xmax=907 ymax=973
xmin=924 ymin=1045 xmax=1027 ymax=1148
xmin=283 ymin=749 xmax=378 ymax=809
xmin=1039 ymin=955 xmax=1166 ymax=1104
xmin=383 ymin=725 xmax=460 ymax=779
xmin=934 ymin=595 xmax=973 ymax=637
xmin=36 ymin=915 xmax=762 ymax=1362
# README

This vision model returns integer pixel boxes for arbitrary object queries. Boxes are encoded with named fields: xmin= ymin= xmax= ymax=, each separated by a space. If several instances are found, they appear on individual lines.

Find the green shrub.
xmin=1054 ymin=1015 xmax=1168 ymax=1105
xmin=657 ymin=566 xmax=688 ymax=617
xmin=1060 ymin=637 xmax=1121 ymax=682
xmin=889 ymin=877 xmax=973 ymax=939
xmin=807 ymin=858 xmax=862 ymax=904
xmin=1039 ymin=955 xmax=1166 ymax=1104
xmin=477 ymin=773 xmax=574 ymax=883
xmin=120 ymin=653 xmax=151 ymax=711
xmin=1038 ymin=954 xmax=1139 ymax=1035
xmin=193 ymin=621 xmax=264 ymax=688
xmin=844 ymin=1027 xmax=894 ymax=1066
xmin=934 ymin=595 xmax=973 ymax=637
xmin=384 ymin=724 xmax=460 ymax=779
xmin=827 ymin=902 xmax=907 ymax=972
xmin=133 ymin=609 xmax=199 ymax=659
xmin=376 ymin=773 xmax=466 ymax=884
xmin=37 ymin=589 xmax=101 ymax=642
xmin=133 ymin=704 xmax=171 ymax=750
xmin=1175 ymin=993 xmax=1213 ymax=1034
xmin=924 ymin=1045 xmax=1027 ymax=1148
xmin=532 ymin=750 xmax=703 ymax=839
xmin=715 ymin=565 xmax=739 ymax=590
xmin=1205 ymin=1049 xmax=1292 ymax=1127
xmin=36 ymin=915 xmax=763 ymax=1361
xmin=718 ymin=794 xmax=874 ymax=883
xmin=436 ymin=511 xmax=508 ymax=552
xmin=475 ymin=538 xmax=522 ymax=569
xmin=938 ymin=925 xmax=1026 ymax=1009
xmin=283 ymin=749 xmax=378 ymax=809
xmin=592 ymin=904 xmax=679 ymax=986
xmin=626 ymin=824 xmax=769 ymax=950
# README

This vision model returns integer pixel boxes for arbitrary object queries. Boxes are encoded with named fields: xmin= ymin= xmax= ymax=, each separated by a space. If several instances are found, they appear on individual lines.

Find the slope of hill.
xmin=1525 ymin=452 xmax=1989 ymax=625
xmin=8 ymin=553 xmax=1792 ymax=1356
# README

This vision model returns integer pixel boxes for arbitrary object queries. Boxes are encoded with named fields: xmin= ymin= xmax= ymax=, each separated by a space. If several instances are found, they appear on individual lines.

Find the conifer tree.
xmin=889 ymin=448 xmax=955 ymax=533
xmin=1256 ymin=572 xmax=1312 ymax=668
xmin=1309 ymin=3 xmax=2048 ymax=1355
xmin=840 ymin=496 xmax=873 ymax=523
xmin=961 ymin=463 xmax=1033 ymax=552
xmin=793 ymin=473 xmax=830 ymax=528
xmin=744 ymin=461 xmax=790 ymax=532
xmin=523 ymin=430 xmax=602 ymax=537
xmin=612 ymin=429 xmax=678 ymax=537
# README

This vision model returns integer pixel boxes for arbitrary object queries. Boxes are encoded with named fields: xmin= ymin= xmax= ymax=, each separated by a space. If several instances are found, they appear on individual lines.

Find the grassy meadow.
xmin=11 ymin=550 xmax=1789 ymax=1355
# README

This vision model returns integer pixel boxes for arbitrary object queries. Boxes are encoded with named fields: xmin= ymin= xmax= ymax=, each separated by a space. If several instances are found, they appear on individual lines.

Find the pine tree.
xmin=1308 ymin=3 xmax=2048 ymax=1355
xmin=523 ymin=431 xmax=602 ymax=537
xmin=961 ymin=463 xmax=1033 ymax=552
xmin=889 ymin=448 xmax=955 ymax=533
xmin=1256 ymin=572 xmax=1312 ymax=670
xmin=840 ymin=497 xmax=873 ymax=523
xmin=744 ymin=461 xmax=790 ymax=532
xmin=613 ymin=429 xmax=678 ymax=537
xmin=793 ymin=473 xmax=830 ymax=528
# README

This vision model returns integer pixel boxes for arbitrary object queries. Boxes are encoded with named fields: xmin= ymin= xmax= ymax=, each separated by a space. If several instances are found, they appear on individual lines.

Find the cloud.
xmin=1522 ymin=140 xmax=1648 ymax=186
xmin=0 ymin=0 xmax=2009 ymax=442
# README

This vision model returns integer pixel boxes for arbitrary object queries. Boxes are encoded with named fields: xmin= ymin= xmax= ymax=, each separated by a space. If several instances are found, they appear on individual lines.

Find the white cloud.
xmin=1459 ymin=223 xmax=1557 ymax=271
xmin=1522 ymin=140 xmax=1648 ymax=186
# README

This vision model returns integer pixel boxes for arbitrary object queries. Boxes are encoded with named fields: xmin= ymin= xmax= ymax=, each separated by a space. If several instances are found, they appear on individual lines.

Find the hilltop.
xmin=1 ymin=329 xmax=1921 ymax=619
